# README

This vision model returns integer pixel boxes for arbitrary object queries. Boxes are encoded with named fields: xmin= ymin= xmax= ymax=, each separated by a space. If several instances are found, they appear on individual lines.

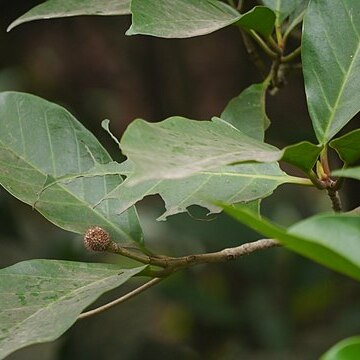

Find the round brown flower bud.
xmin=84 ymin=226 xmax=111 ymax=252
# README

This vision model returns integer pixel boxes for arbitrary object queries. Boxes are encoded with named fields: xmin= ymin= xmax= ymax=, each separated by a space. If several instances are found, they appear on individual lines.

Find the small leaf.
xmin=127 ymin=0 xmax=240 ymax=38
xmin=222 ymin=205 xmax=360 ymax=281
xmin=282 ymin=141 xmax=323 ymax=173
xmin=236 ymin=6 xmax=276 ymax=38
xmin=8 ymin=0 xmax=131 ymax=31
xmin=332 ymin=167 xmax=360 ymax=181
xmin=284 ymin=0 xmax=309 ymax=39
xmin=320 ymin=336 xmax=360 ymax=360
xmin=330 ymin=129 xmax=360 ymax=165
xmin=220 ymin=81 xmax=270 ymax=141
xmin=0 ymin=92 xmax=143 ymax=244
xmin=0 ymin=260 xmax=147 ymax=359
xmin=262 ymin=0 xmax=300 ymax=24
xmin=120 ymin=116 xmax=283 ymax=185
xmin=303 ymin=0 xmax=360 ymax=143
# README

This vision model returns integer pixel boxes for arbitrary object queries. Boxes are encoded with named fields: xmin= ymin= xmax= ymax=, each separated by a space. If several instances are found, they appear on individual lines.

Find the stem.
xmin=267 ymin=36 xmax=282 ymax=55
xmin=78 ymin=278 xmax=163 ymax=320
xmin=275 ymin=24 xmax=284 ymax=49
xmin=281 ymin=46 xmax=301 ymax=63
xmin=308 ymin=170 xmax=326 ymax=189
xmin=240 ymin=30 xmax=267 ymax=77
xmin=108 ymin=239 xmax=280 ymax=269
xmin=327 ymin=188 xmax=342 ymax=212
xmin=249 ymin=30 xmax=278 ymax=59
xmin=285 ymin=176 xmax=314 ymax=186
xmin=80 ymin=239 xmax=280 ymax=319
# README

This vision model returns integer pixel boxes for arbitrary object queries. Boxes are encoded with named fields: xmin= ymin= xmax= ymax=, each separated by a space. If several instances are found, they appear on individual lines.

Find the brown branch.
xmin=239 ymin=30 xmax=267 ymax=77
xmin=108 ymin=238 xmax=280 ymax=271
xmin=81 ymin=234 xmax=280 ymax=319
xmin=327 ymin=188 xmax=342 ymax=212
xmin=78 ymin=278 xmax=163 ymax=320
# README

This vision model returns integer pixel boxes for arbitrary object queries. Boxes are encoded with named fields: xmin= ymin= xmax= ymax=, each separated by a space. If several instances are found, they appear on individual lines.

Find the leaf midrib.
xmin=318 ymin=4 xmax=360 ymax=143
xmin=0 ymin=141 xmax=132 ymax=242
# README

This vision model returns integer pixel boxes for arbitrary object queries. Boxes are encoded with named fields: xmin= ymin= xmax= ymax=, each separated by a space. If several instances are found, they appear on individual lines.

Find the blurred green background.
xmin=1 ymin=1 xmax=359 ymax=359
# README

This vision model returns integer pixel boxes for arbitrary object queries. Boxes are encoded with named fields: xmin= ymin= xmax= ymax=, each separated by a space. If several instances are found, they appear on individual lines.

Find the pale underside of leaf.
xmin=8 ymin=0 xmax=131 ymax=31
xmin=36 ymin=159 xmax=304 ymax=221
xmin=303 ymin=0 xmax=360 ymax=143
xmin=127 ymin=0 xmax=240 ymax=38
xmin=0 ymin=92 xmax=142 ymax=244
xmin=262 ymin=0 xmax=301 ymax=24
xmin=332 ymin=167 xmax=360 ymax=180
xmin=120 ymin=116 xmax=283 ymax=185
xmin=0 ymin=260 xmax=146 ymax=359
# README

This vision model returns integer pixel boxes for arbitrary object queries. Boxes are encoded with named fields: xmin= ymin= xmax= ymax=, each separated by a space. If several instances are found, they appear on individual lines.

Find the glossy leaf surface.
xmin=236 ymin=6 xmax=275 ymax=37
xmin=282 ymin=141 xmax=322 ymax=173
xmin=320 ymin=336 xmax=360 ymax=360
xmin=330 ymin=129 xmax=360 ymax=165
xmin=303 ymin=0 xmax=360 ymax=143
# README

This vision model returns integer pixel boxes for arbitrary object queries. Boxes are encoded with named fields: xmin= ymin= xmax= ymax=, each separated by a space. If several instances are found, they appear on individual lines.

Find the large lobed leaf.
xmin=0 ymin=260 xmax=146 ymax=359
xmin=0 ymin=92 xmax=143 ymax=244
xmin=8 ymin=0 xmax=131 ymax=32
xmin=120 ymin=116 xmax=283 ymax=185
xmin=303 ymin=0 xmax=360 ymax=143
xmin=223 ymin=205 xmax=360 ymax=281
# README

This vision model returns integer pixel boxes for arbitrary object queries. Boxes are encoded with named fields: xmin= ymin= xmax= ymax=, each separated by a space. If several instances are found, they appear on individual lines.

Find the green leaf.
xmin=38 ymin=159 xmax=308 ymax=221
xmin=332 ymin=167 xmax=360 ymax=181
xmin=120 ymin=116 xmax=283 ymax=185
xmin=282 ymin=141 xmax=323 ymax=173
xmin=222 ymin=205 xmax=360 ymax=281
xmin=330 ymin=129 xmax=360 ymax=165
xmin=303 ymin=0 xmax=360 ymax=143
xmin=262 ymin=0 xmax=300 ymax=24
xmin=283 ymin=0 xmax=309 ymax=39
xmin=220 ymin=82 xmax=270 ymax=141
xmin=127 ymin=0 xmax=240 ymax=38
xmin=320 ymin=336 xmax=360 ymax=360
xmin=8 ymin=0 xmax=131 ymax=32
xmin=0 ymin=92 xmax=143 ymax=244
xmin=96 ymin=160 xmax=303 ymax=220
xmin=0 ymin=260 xmax=146 ymax=359
xmin=236 ymin=6 xmax=276 ymax=38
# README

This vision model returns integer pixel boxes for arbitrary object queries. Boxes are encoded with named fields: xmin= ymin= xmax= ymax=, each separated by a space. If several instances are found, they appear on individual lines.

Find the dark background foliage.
xmin=0 ymin=1 xmax=359 ymax=359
